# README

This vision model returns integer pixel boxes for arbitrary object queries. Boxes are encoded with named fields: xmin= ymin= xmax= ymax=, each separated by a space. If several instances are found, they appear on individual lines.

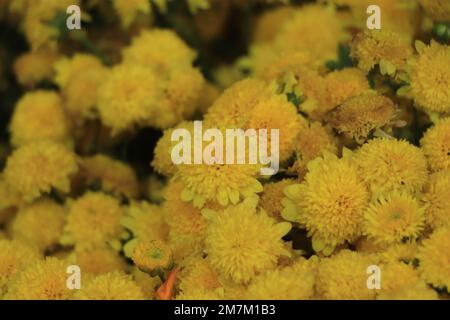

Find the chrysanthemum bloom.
xmin=132 ymin=240 xmax=173 ymax=275
xmin=283 ymin=153 xmax=369 ymax=255
xmin=11 ymin=198 xmax=65 ymax=252
xmin=82 ymin=154 xmax=140 ymax=199
xmin=54 ymin=54 xmax=104 ymax=89
xmin=123 ymin=29 xmax=197 ymax=70
xmin=422 ymin=170 xmax=450 ymax=228
xmin=420 ymin=118 xmax=450 ymax=172
xmin=62 ymin=192 xmax=125 ymax=250
xmin=290 ymin=122 xmax=338 ymax=178
xmin=5 ymin=257 xmax=72 ymax=300
xmin=70 ymin=248 xmax=127 ymax=276
xmin=4 ymin=141 xmax=79 ymax=202
xmin=316 ymin=250 xmax=376 ymax=300
xmin=73 ymin=271 xmax=145 ymax=300
xmin=177 ymin=256 xmax=221 ymax=294
xmin=419 ymin=0 xmax=450 ymax=21
xmin=246 ymin=95 xmax=304 ymax=162
xmin=204 ymin=78 xmax=274 ymax=128
xmin=408 ymin=41 xmax=450 ymax=113
xmin=354 ymin=139 xmax=428 ymax=196
xmin=9 ymin=91 xmax=71 ymax=147
xmin=61 ymin=68 xmax=110 ymax=123
xmin=22 ymin=0 xmax=80 ymax=50
xmin=176 ymin=161 xmax=262 ymax=208
xmin=259 ymin=179 xmax=295 ymax=220
xmin=245 ymin=257 xmax=317 ymax=300
xmin=152 ymin=121 xmax=194 ymax=177
xmin=377 ymin=282 xmax=438 ymax=300
xmin=363 ymin=191 xmax=425 ymax=245
xmin=325 ymin=93 xmax=399 ymax=144
xmin=122 ymin=29 xmax=204 ymax=128
xmin=97 ymin=64 xmax=162 ymax=134
xmin=351 ymin=30 xmax=413 ymax=75
xmin=417 ymin=227 xmax=450 ymax=289
xmin=204 ymin=200 xmax=291 ymax=283
xmin=13 ymin=50 xmax=59 ymax=87
xmin=163 ymin=181 xmax=207 ymax=260
xmin=377 ymin=261 xmax=421 ymax=295
xmin=273 ymin=4 xmax=348 ymax=64
xmin=319 ymin=68 xmax=370 ymax=114
xmin=121 ymin=201 xmax=169 ymax=257
xmin=0 ymin=240 xmax=40 ymax=296
xmin=113 ymin=0 xmax=151 ymax=28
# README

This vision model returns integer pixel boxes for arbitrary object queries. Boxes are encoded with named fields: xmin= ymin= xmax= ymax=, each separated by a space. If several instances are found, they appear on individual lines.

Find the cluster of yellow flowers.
xmin=0 ymin=0 xmax=449 ymax=300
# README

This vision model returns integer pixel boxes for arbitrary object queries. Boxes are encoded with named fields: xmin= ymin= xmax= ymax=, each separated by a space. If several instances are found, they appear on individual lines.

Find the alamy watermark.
xmin=170 ymin=121 xmax=280 ymax=176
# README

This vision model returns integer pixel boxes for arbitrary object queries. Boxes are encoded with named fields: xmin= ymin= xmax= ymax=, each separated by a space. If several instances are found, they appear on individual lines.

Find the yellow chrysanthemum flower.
xmin=11 ymin=198 xmax=65 ymax=252
xmin=132 ymin=240 xmax=173 ymax=275
xmin=69 ymin=248 xmax=127 ymax=276
xmin=290 ymin=121 xmax=338 ymax=178
xmin=259 ymin=179 xmax=295 ymax=221
xmin=321 ymin=68 xmax=370 ymax=113
xmin=420 ymin=118 xmax=450 ymax=172
xmin=73 ymin=271 xmax=145 ymax=300
xmin=113 ymin=0 xmax=151 ymax=28
xmin=283 ymin=153 xmax=369 ymax=254
xmin=363 ymin=191 xmax=425 ymax=245
xmin=97 ymin=64 xmax=161 ymax=134
xmin=409 ymin=41 xmax=450 ymax=113
xmin=422 ymin=170 xmax=450 ymax=229
xmin=204 ymin=200 xmax=291 ymax=283
xmin=4 ymin=141 xmax=79 ymax=202
xmin=13 ymin=50 xmax=58 ymax=87
xmin=274 ymin=4 xmax=348 ymax=64
xmin=123 ymin=29 xmax=197 ymax=71
xmin=121 ymin=201 xmax=169 ymax=257
xmin=122 ymin=29 xmax=204 ymax=129
xmin=354 ymin=139 xmax=428 ymax=196
xmin=325 ymin=93 xmax=398 ymax=143
xmin=62 ymin=192 xmax=125 ymax=250
xmin=82 ymin=154 xmax=139 ymax=199
xmin=175 ymin=162 xmax=262 ymax=209
xmin=245 ymin=257 xmax=317 ymax=300
xmin=316 ymin=250 xmax=376 ymax=300
xmin=351 ymin=30 xmax=413 ymax=75
xmin=246 ymin=95 xmax=304 ymax=162
xmin=419 ymin=0 xmax=450 ymax=21
xmin=54 ymin=54 xmax=104 ymax=89
xmin=417 ymin=227 xmax=450 ymax=289
xmin=9 ymin=91 xmax=71 ymax=147
xmin=204 ymin=78 xmax=274 ymax=128
xmin=177 ymin=256 xmax=221 ymax=294
xmin=5 ymin=257 xmax=72 ymax=300
xmin=0 ymin=240 xmax=40 ymax=296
